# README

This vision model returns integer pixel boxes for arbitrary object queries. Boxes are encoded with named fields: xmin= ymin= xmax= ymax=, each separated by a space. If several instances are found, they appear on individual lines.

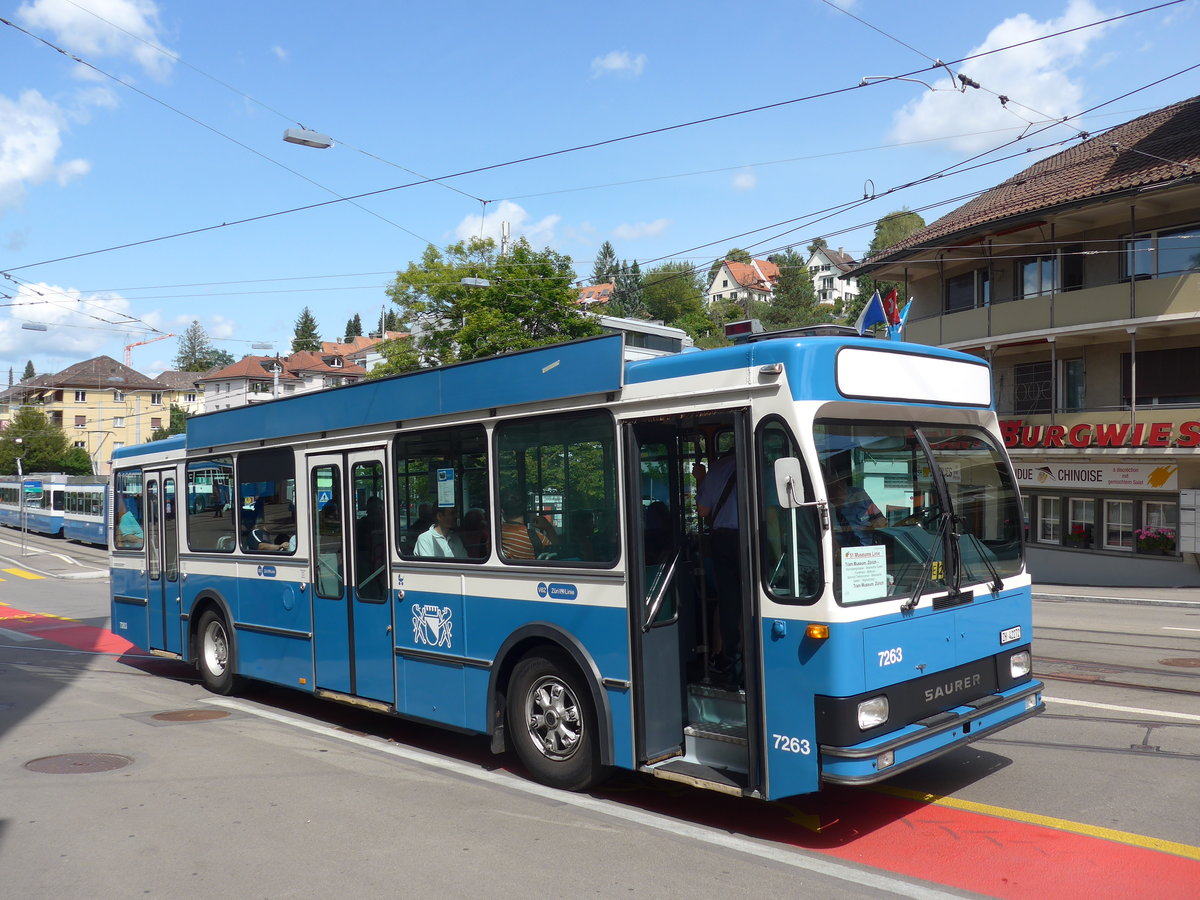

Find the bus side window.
xmin=758 ymin=418 xmax=821 ymax=602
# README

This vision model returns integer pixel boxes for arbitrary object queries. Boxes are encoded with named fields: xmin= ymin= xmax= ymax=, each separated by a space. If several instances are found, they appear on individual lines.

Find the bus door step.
xmin=643 ymin=758 xmax=748 ymax=797
xmin=687 ymin=682 xmax=747 ymax=730
xmin=684 ymin=721 xmax=747 ymax=771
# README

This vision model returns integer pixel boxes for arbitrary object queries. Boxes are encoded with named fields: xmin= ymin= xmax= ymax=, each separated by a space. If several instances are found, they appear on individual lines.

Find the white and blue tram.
xmin=0 ymin=474 xmax=68 ymax=536
xmin=110 ymin=332 xmax=1043 ymax=799
xmin=64 ymin=478 xmax=110 ymax=545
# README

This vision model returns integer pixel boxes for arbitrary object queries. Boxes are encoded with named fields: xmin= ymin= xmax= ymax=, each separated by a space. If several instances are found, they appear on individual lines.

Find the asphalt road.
xmin=1 ymin=532 xmax=1197 ymax=898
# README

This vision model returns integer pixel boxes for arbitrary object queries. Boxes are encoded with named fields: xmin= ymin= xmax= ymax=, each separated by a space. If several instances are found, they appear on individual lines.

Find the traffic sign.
xmin=23 ymin=480 xmax=42 ymax=494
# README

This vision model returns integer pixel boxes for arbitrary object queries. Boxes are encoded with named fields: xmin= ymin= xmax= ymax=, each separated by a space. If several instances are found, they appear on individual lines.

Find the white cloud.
xmin=0 ymin=282 xmax=135 ymax=363
xmin=732 ymin=171 xmax=757 ymax=191
xmin=271 ymin=45 xmax=288 ymax=62
xmin=0 ymin=90 xmax=90 ymax=209
xmin=17 ymin=0 xmax=176 ymax=80
xmin=454 ymin=200 xmax=560 ymax=248
xmin=612 ymin=218 xmax=671 ymax=240
xmin=591 ymin=50 xmax=647 ymax=79
xmin=887 ymin=0 xmax=1112 ymax=152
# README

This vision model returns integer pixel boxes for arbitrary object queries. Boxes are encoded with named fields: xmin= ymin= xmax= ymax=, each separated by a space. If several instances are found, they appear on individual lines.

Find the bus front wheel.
xmin=196 ymin=609 xmax=236 ymax=695
xmin=507 ymin=650 xmax=603 ymax=791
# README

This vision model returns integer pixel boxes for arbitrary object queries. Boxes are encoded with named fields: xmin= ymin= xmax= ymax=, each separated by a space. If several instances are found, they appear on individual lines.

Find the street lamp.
xmin=282 ymin=128 xmax=333 ymax=149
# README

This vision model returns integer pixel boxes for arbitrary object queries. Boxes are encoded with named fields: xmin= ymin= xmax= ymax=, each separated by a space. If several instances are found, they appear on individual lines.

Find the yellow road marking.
xmin=876 ymin=785 xmax=1200 ymax=861
xmin=2 ymin=568 xmax=43 ymax=580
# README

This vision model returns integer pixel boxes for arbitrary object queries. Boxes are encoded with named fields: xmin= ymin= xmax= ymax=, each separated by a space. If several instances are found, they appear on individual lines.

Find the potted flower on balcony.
xmin=1064 ymin=524 xmax=1089 ymax=548
xmin=1135 ymin=526 xmax=1176 ymax=555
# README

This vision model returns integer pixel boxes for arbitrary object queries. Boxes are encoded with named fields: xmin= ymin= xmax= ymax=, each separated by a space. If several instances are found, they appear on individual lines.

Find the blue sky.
xmin=1 ymin=0 xmax=1197 ymax=377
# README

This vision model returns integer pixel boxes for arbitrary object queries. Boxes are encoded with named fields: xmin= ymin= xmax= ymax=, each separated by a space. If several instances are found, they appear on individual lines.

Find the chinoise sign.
xmin=1000 ymin=420 xmax=1200 ymax=449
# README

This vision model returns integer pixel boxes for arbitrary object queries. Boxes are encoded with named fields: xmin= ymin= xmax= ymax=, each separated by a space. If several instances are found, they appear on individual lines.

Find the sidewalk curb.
xmin=1032 ymin=591 xmax=1200 ymax=609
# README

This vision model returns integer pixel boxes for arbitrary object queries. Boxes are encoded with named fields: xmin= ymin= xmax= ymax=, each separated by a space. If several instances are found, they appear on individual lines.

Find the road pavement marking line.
xmin=1163 ymin=626 xmax=1200 ymax=632
xmin=0 ymin=626 xmax=38 ymax=642
xmin=2 ymin=568 xmax=43 ymax=580
xmin=875 ymin=785 xmax=1200 ymax=862
xmin=1047 ymin=695 xmax=1200 ymax=722
xmin=206 ymin=698 xmax=959 ymax=900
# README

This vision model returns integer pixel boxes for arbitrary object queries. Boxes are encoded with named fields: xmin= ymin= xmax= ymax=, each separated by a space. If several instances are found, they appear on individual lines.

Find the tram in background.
xmin=64 ymin=478 xmax=110 ymax=545
xmin=0 ymin=474 xmax=68 ymax=536
xmin=110 ymin=331 xmax=1043 ymax=800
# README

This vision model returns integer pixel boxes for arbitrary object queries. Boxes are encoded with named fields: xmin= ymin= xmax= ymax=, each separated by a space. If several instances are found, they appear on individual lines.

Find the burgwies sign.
xmin=1000 ymin=420 xmax=1200 ymax=449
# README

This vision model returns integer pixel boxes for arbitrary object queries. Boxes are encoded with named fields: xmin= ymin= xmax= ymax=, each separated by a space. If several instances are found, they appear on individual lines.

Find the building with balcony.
xmin=850 ymin=95 xmax=1200 ymax=586
xmin=805 ymin=245 xmax=858 ymax=307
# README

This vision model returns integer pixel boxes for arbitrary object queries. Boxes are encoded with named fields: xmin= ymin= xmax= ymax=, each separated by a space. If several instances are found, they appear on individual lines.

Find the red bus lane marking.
xmin=597 ymin=780 xmax=1200 ymax=898
xmin=0 ymin=604 xmax=143 ymax=656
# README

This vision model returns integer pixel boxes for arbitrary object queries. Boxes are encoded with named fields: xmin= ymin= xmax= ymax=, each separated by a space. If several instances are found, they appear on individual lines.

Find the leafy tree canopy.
xmin=292 ymin=306 xmax=322 ymax=353
xmin=149 ymin=404 xmax=188 ymax=442
xmin=845 ymin=209 xmax=926 ymax=326
xmin=609 ymin=260 xmax=646 ymax=318
xmin=0 ymin=406 xmax=85 ymax=475
xmin=641 ymin=261 xmax=704 ymax=325
xmin=806 ymin=237 xmax=828 ymax=257
xmin=383 ymin=236 xmax=600 ymax=370
xmin=763 ymin=248 xmax=828 ymax=330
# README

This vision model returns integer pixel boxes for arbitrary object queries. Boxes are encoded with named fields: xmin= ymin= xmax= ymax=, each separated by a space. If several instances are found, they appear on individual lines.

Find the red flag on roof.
xmin=882 ymin=288 xmax=901 ymax=325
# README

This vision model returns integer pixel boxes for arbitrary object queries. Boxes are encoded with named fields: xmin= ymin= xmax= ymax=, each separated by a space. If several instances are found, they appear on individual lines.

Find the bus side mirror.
xmin=774 ymin=457 xmax=806 ymax=509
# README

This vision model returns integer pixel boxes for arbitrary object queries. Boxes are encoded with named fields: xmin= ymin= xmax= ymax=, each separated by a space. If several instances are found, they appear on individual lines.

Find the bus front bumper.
xmin=819 ymin=681 xmax=1044 ymax=785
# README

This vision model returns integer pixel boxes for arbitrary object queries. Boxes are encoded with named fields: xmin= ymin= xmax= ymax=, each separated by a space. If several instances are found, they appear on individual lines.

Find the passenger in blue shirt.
xmin=829 ymin=477 xmax=886 ymax=546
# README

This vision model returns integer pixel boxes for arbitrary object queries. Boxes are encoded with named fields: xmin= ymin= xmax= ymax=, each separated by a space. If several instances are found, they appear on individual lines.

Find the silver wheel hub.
xmin=525 ymin=675 xmax=581 ymax=761
xmin=204 ymin=622 xmax=228 ymax=675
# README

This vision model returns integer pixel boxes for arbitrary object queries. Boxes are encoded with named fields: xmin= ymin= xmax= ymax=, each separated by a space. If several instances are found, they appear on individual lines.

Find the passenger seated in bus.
xmin=460 ymin=507 xmax=489 ymax=558
xmin=408 ymin=503 xmax=434 ymax=536
xmin=500 ymin=492 xmax=557 ymax=559
xmin=116 ymin=499 xmax=144 ymax=548
xmin=414 ymin=506 xmax=468 ymax=558
xmin=258 ymin=533 xmax=296 ymax=552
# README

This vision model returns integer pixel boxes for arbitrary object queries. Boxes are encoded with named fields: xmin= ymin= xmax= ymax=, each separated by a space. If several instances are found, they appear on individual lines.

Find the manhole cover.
xmin=151 ymin=709 xmax=230 ymax=722
xmin=1160 ymin=658 xmax=1200 ymax=668
xmin=25 ymin=753 xmax=132 ymax=774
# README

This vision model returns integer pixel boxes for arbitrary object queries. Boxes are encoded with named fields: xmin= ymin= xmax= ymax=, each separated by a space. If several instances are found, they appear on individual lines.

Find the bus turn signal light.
xmin=805 ymin=624 xmax=830 ymax=640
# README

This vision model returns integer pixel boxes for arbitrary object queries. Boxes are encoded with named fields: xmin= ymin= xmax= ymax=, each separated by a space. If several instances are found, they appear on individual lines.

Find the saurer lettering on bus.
xmin=924 ymin=672 xmax=982 ymax=703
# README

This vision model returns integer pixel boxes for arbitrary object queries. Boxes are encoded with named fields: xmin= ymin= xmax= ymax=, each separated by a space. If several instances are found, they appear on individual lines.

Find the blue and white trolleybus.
xmin=109 ymin=331 xmax=1043 ymax=799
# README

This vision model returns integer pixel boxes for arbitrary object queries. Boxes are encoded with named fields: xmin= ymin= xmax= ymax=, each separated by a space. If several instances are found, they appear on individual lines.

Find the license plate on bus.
xmin=999 ymin=625 xmax=1022 ymax=644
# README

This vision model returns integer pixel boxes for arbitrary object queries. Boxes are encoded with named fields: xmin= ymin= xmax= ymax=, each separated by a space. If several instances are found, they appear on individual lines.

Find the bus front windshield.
xmin=815 ymin=421 xmax=1022 ymax=605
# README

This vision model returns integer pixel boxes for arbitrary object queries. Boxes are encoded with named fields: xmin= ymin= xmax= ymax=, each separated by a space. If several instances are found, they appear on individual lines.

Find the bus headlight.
xmin=857 ymin=696 xmax=889 ymax=730
xmin=1010 ymin=650 xmax=1031 ymax=678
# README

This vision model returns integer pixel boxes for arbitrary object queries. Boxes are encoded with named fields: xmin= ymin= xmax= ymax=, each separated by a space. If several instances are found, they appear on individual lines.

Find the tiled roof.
xmin=320 ymin=335 xmax=381 ymax=356
xmin=286 ymin=351 xmax=366 ymax=376
xmin=577 ymin=282 xmax=614 ymax=305
xmin=824 ymin=247 xmax=857 ymax=271
xmin=153 ymin=370 xmax=202 ymax=391
xmin=725 ymin=259 xmax=779 ymax=291
xmin=41 ymin=356 xmax=161 ymax=390
xmin=862 ymin=95 xmax=1200 ymax=267
xmin=198 ymin=356 xmax=299 ymax=382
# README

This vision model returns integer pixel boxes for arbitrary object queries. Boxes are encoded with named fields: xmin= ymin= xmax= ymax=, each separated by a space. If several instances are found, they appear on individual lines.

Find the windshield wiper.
xmin=901 ymin=512 xmax=949 ymax=612
xmin=958 ymin=532 xmax=1004 ymax=593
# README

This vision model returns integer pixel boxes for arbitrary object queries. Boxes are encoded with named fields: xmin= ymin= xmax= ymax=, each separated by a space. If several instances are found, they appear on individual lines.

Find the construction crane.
xmin=124 ymin=333 xmax=175 ymax=367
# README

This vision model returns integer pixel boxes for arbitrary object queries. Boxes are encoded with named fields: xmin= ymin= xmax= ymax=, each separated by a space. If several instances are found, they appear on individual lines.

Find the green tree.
xmin=707 ymin=247 xmax=752 ymax=289
xmin=845 ymin=209 xmax=926 ymax=326
xmin=0 ymin=406 xmax=77 ymax=474
xmin=367 ymin=335 xmax=423 ymax=378
xmin=642 ymin=261 xmax=704 ymax=324
xmin=149 ymin=404 xmax=188 ymax=442
xmin=344 ymin=314 xmax=363 ymax=339
xmin=60 ymin=446 xmax=93 ymax=475
xmin=384 ymin=310 xmax=402 ymax=332
xmin=806 ymin=237 xmax=828 ymax=257
xmin=174 ymin=321 xmax=235 ymax=371
xmin=591 ymin=240 xmax=618 ymax=286
xmin=609 ymin=260 xmax=646 ymax=318
xmin=383 ymin=236 xmax=600 ymax=368
xmin=22 ymin=360 xmax=35 ymax=381
xmin=291 ymin=307 xmax=322 ymax=353
xmin=763 ymin=249 xmax=826 ymax=329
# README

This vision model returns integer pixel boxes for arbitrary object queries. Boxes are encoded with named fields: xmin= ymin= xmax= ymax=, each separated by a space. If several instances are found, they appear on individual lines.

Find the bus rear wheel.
xmin=196 ymin=609 xmax=236 ymax=695
xmin=507 ymin=650 xmax=603 ymax=791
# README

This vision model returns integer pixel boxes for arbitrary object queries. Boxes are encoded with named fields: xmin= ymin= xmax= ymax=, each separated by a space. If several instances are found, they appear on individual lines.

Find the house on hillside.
xmin=806 ymin=246 xmax=859 ymax=307
xmin=705 ymin=258 xmax=779 ymax=309
xmin=849 ymin=94 xmax=1200 ymax=587
xmin=577 ymin=283 xmax=614 ymax=307
xmin=197 ymin=351 xmax=366 ymax=413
